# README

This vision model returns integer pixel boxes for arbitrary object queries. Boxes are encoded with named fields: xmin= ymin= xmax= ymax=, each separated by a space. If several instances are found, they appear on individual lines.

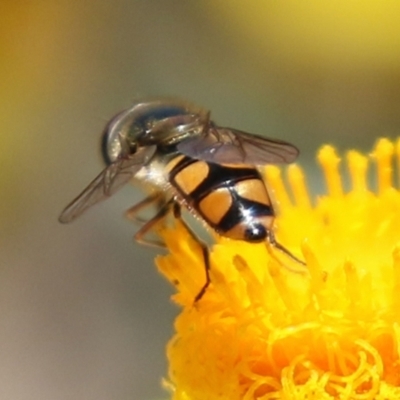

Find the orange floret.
xmin=156 ymin=138 xmax=400 ymax=400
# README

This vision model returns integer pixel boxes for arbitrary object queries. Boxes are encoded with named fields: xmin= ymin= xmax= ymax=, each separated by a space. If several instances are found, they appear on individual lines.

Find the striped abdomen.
xmin=167 ymin=155 xmax=275 ymax=242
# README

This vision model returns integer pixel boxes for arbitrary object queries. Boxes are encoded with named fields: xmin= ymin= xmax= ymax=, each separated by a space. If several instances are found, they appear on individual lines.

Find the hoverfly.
xmin=59 ymin=98 xmax=305 ymax=300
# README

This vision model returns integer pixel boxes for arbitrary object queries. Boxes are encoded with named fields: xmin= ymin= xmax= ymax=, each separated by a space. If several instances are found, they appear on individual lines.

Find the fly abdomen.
xmin=168 ymin=156 xmax=275 ymax=242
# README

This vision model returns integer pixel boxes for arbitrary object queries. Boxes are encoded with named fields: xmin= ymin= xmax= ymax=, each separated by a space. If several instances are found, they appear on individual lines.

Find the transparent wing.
xmin=59 ymin=145 xmax=156 ymax=223
xmin=177 ymin=125 xmax=299 ymax=165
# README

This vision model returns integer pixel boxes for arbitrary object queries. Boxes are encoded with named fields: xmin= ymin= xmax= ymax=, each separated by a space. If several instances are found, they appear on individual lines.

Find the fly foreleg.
xmin=132 ymin=198 xmax=174 ymax=249
xmin=125 ymin=192 xmax=165 ymax=224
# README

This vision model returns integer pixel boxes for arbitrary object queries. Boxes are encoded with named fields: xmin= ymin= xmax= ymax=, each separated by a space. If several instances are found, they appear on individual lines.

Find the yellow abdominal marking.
xmin=155 ymin=138 xmax=400 ymax=400
xmin=234 ymin=178 xmax=271 ymax=206
xmin=198 ymin=188 xmax=232 ymax=225
xmin=173 ymin=160 xmax=209 ymax=196
xmin=165 ymin=154 xmax=185 ymax=174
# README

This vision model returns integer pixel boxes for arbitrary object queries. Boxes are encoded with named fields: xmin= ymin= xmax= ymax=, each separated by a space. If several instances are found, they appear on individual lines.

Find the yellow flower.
xmin=156 ymin=138 xmax=400 ymax=400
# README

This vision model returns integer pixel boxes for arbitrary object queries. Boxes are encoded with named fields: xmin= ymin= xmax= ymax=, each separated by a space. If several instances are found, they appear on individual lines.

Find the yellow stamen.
xmin=156 ymin=138 xmax=400 ymax=399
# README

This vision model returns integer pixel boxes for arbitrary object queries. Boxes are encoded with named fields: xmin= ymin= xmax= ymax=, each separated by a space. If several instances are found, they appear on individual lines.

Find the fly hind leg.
xmin=266 ymin=230 xmax=307 ymax=274
xmin=172 ymin=203 xmax=211 ymax=302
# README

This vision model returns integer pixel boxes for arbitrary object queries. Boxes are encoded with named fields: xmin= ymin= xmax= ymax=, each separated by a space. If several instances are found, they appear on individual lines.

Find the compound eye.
xmin=244 ymin=224 xmax=267 ymax=242
xmin=101 ymin=128 xmax=122 ymax=165
xmin=101 ymin=116 xmax=141 ymax=165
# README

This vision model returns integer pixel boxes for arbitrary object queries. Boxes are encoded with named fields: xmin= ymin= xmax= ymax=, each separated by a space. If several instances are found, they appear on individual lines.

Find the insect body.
xmin=59 ymin=98 xmax=304 ymax=300
xmin=167 ymin=155 xmax=274 ymax=242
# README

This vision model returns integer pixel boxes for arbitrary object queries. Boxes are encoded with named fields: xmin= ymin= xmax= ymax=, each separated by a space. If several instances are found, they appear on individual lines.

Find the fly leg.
xmin=125 ymin=192 xmax=164 ymax=224
xmin=132 ymin=198 xmax=174 ymax=249
xmin=266 ymin=230 xmax=307 ymax=273
xmin=172 ymin=203 xmax=211 ymax=302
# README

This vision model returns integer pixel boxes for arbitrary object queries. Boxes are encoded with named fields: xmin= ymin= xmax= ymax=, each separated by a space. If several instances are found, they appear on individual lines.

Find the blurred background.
xmin=2 ymin=1 xmax=400 ymax=399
